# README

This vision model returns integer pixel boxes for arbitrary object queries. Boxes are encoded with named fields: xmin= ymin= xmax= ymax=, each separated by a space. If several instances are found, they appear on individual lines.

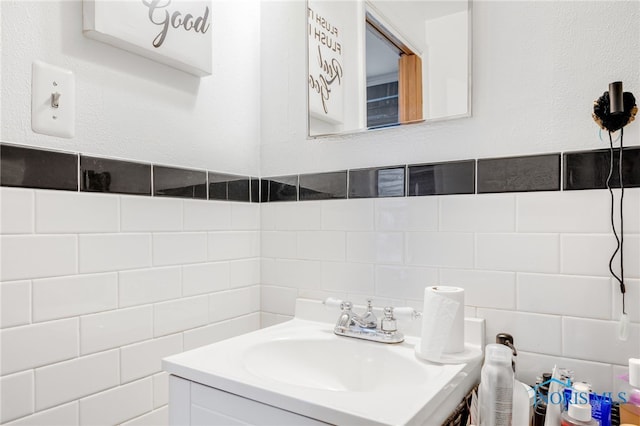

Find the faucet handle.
xmin=381 ymin=307 xmax=397 ymax=332
xmin=340 ymin=301 xmax=353 ymax=311
xmin=323 ymin=297 xmax=343 ymax=309
xmin=392 ymin=307 xmax=422 ymax=321
xmin=322 ymin=297 xmax=353 ymax=312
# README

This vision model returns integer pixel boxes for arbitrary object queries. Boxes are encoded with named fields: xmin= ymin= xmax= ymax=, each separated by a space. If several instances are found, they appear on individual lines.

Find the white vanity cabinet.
xmin=163 ymin=299 xmax=484 ymax=426
xmin=169 ymin=375 xmax=327 ymax=425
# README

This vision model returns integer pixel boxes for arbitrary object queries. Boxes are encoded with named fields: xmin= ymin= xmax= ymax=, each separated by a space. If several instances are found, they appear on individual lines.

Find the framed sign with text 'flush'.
xmin=83 ymin=0 xmax=212 ymax=76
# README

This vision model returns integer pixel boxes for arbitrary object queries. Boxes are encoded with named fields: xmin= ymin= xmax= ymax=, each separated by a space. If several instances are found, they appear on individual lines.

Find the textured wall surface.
xmin=0 ymin=0 xmax=261 ymax=176
xmin=260 ymin=1 xmax=640 ymax=175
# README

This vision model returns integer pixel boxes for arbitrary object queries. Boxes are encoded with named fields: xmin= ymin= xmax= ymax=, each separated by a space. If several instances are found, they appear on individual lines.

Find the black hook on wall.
xmin=592 ymin=81 xmax=637 ymax=132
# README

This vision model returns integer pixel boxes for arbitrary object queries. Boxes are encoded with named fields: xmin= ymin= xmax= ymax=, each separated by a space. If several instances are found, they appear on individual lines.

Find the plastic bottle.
xmin=533 ymin=373 xmax=552 ymax=426
xmin=479 ymin=344 xmax=514 ymax=426
xmin=495 ymin=333 xmax=532 ymax=426
xmin=620 ymin=358 xmax=640 ymax=425
xmin=619 ymin=389 xmax=640 ymax=424
xmin=560 ymin=382 xmax=598 ymax=426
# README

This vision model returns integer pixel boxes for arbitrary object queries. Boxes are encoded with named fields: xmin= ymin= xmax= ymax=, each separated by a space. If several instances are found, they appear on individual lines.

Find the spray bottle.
xmin=496 ymin=333 xmax=532 ymax=426
xmin=479 ymin=343 xmax=514 ymax=426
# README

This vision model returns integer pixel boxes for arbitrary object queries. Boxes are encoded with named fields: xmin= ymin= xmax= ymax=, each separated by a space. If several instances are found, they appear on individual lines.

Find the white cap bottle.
xmin=561 ymin=382 xmax=598 ymax=426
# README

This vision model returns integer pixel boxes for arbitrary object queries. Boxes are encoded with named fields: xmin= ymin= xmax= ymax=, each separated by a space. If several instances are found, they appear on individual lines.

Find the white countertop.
xmin=163 ymin=299 xmax=483 ymax=425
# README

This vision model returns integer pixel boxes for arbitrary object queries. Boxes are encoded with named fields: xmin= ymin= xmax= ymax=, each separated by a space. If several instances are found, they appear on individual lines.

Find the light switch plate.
xmin=31 ymin=61 xmax=76 ymax=138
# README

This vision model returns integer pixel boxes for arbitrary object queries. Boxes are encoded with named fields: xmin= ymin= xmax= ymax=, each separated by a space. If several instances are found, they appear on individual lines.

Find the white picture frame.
xmin=83 ymin=0 xmax=213 ymax=76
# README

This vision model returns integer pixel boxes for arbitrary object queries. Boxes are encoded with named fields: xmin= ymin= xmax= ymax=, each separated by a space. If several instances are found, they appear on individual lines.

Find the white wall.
xmin=1 ymin=0 xmax=261 ymax=176
xmin=261 ymin=1 xmax=639 ymax=176
xmin=0 ymin=188 xmax=262 ymax=424
xmin=1 ymin=0 xmax=263 ymax=424
xmin=261 ymin=189 xmax=640 ymax=394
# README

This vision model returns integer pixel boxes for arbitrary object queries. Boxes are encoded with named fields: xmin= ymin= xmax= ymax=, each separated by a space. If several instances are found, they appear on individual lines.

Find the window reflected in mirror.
xmin=366 ymin=20 xmax=400 ymax=129
xmin=365 ymin=15 xmax=423 ymax=129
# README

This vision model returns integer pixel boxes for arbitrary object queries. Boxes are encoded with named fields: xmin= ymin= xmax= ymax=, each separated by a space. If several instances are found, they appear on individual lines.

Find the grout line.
xmin=474 ymin=159 xmax=478 ymax=194
xmin=150 ymin=165 xmax=155 ymax=197
xmin=76 ymin=153 xmax=81 ymax=193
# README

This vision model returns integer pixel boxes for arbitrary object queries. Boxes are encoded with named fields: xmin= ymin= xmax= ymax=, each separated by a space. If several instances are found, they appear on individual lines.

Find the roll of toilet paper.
xmin=416 ymin=286 xmax=465 ymax=361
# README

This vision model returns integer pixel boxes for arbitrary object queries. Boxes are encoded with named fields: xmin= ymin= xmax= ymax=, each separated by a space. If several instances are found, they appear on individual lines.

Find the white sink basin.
xmin=243 ymin=336 xmax=430 ymax=392
xmin=163 ymin=299 xmax=484 ymax=425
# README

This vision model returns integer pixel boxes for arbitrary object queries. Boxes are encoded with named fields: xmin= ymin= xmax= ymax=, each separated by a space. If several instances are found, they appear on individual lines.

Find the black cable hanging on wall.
xmin=592 ymin=81 xmax=637 ymax=340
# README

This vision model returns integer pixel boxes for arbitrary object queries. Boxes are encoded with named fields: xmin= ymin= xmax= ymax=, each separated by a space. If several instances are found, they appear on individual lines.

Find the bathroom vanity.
xmin=163 ymin=299 xmax=484 ymax=425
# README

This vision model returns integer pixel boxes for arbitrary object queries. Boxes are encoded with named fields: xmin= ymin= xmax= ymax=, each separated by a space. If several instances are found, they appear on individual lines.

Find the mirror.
xmin=307 ymin=0 xmax=471 ymax=137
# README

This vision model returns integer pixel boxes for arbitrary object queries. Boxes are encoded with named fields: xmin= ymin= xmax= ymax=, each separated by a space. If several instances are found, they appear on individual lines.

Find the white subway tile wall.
xmin=152 ymin=373 xmax=169 ymax=408
xmin=80 ymin=306 xmax=154 ymax=355
xmin=182 ymin=262 xmax=229 ymax=296
xmin=1 ymin=235 xmax=77 ymax=281
xmin=78 ymin=377 xmax=153 ymax=425
xmin=0 ymin=188 xmax=35 ymax=234
xmin=261 ymin=188 xmax=640 ymax=393
xmin=0 ymin=371 xmax=34 ymax=423
xmin=78 ymin=234 xmax=152 ymax=273
xmin=32 ymin=273 xmax=118 ymax=322
xmin=2 ymin=186 xmax=639 ymax=424
xmin=152 ymin=232 xmax=208 ymax=266
xmin=153 ymin=296 xmax=209 ymax=337
xmin=4 ymin=402 xmax=79 ymax=426
xmin=36 ymin=191 xmax=120 ymax=234
xmin=183 ymin=200 xmax=231 ymax=231
xmin=0 ymin=188 xmax=261 ymax=424
xmin=121 ymin=406 xmax=168 ymax=426
xmin=182 ymin=314 xmax=260 ymax=351
xmin=1 ymin=319 xmax=79 ymax=375
xmin=120 ymin=197 xmax=183 ymax=232
xmin=1 ymin=281 xmax=31 ymax=328
xmin=120 ymin=334 xmax=183 ymax=383
xmin=34 ymin=350 xmax=120 ymax=411
xmin=118 ymin=267 xmax=182 ymax=307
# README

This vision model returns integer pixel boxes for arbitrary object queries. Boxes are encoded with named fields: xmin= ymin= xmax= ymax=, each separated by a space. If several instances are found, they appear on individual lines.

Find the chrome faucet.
xmin=330 ymin=298 xmax=415 ymax=344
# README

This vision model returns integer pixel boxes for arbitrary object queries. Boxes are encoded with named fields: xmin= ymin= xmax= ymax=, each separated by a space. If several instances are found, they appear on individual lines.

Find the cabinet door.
xmin=190 ymin=382 xmax=328 ymax=425
xmin=169 ymin=376 xmax=191 ymax=425
xmin=168 ymin=375 xmax=329 ymax=426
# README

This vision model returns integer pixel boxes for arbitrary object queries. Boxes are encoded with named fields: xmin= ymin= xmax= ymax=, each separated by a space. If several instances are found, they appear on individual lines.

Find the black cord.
xmin=606 ymin=129 xmax=626 ymax=314
xmin=619 ymin=127 xmax=626 ymax=314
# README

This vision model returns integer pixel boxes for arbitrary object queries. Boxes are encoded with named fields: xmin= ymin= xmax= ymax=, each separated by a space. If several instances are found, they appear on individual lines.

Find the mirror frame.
xmin=306 ymin=0 xmax=472 ymax=139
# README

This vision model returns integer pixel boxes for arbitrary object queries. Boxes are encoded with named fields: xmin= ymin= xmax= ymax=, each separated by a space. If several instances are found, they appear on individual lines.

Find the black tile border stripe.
xmin=1 ymin=144 xmax=78 ymax=191
xmin=349 ymin=167 xmax=405 ymax=198
xmin=2 ymin=142 xmax=639 ymax=202
xmin=564 ymin=147 xmax=640 ymax=190
xmin=0 ymin=143 xmax=257 ymax=202
xmin=408 ymin=160 xmax=475 ymax=196
xmin=477 ymin=153 xmax=561 ymax=194
xmin=299 ymin=171 xmax=347 ymax=201
xmin=261 ymin=175 xmax=298 ymax=202
xmin=209 ymin=172 xmax=252 ymax=202
xmin=81 ymin=155 xmax=151 ymax=195
xmin=154 ymin=166 xmax=207 ymax=199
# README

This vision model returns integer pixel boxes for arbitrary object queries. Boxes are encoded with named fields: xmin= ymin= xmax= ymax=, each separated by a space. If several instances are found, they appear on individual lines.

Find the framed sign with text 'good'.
xmin=83 ymin=0 xmax=212 ymax=76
